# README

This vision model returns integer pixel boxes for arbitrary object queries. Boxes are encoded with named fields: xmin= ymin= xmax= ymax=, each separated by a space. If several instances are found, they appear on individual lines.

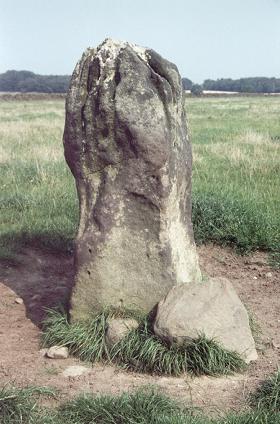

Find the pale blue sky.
xmin=1 ymin=0 xmax=280 ymax=82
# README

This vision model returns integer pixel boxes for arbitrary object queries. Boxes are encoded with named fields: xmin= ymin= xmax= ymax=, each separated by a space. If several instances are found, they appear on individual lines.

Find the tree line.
xmin=0 ymin=70 xmax=279 ymax=94
xmin=183 ymin=77 xmax=280 ymax=93
xmin=0 ymin=70 xmax=70 ymax=93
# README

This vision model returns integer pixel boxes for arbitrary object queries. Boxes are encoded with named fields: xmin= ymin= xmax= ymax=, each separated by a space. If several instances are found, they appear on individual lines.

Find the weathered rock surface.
xmin=46 ymin=346 xmax=69 ymax=359
xmin=62 ymin=365 xmax=90 ymax=377
xmin=64 ymin=38 xmax=201 ymax=321
xmin=105 ymin=317 xmax=139 ymax=348
xmin=153 ymin=278 xmax=258 ymax=363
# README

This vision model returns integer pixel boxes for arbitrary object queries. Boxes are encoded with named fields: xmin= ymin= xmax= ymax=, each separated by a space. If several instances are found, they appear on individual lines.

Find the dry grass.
xmin=0 ymin=96 xmax=279 ymax=260
xmin=196 ymin=130 xmax=279 ymax=173
xmin=188 ymin=97 xmax=280 ymax=255
xmin=0 ymin=100 xmax=77 ymax=260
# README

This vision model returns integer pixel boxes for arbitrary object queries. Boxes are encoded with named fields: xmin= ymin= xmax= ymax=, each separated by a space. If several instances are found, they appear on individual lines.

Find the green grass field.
xmin=189 ymin=97 xmax=280 ymax=258
xmin=0 ymin=95 xmax=279 ymax=422
xmin=0 ymin=96 xmax=279 ymax=262
xmin=0 ymin=100 xmax=77 ymax=260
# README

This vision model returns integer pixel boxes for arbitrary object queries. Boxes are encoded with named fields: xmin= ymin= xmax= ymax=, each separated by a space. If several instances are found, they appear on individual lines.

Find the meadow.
xmin=189 ymin=96 xmax=280 ymax=258
xmin=0 ymin=95 xmax=280 ymax=423
xmin=0 ymin=96 xmax=279 ymax=263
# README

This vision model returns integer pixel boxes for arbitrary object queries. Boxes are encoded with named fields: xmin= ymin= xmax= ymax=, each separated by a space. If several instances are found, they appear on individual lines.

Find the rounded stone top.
xmin=84 ymin=38 xmax=148 ymax=69
xmin=100 ymin=38 xmax=147 ymax=57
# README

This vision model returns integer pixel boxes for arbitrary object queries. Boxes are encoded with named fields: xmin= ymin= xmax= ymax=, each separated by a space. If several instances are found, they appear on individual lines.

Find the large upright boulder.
xmin=64 ymin=39 xmax=201 ymax=321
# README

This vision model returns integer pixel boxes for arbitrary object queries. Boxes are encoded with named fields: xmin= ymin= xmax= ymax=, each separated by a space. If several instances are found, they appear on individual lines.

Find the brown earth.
xmin=0 ymin=245 xmax=279 ymax=415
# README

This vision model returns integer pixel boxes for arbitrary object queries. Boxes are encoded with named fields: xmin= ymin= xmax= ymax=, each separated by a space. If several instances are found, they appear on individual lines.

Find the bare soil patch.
xmin=0 ymin=245 xmax=279 ymax=414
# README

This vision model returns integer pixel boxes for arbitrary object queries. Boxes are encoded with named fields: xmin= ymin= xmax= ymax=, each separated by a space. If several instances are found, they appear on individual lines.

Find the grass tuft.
xmin=42 ymin=309 xmax=246 ymax=377
xmin=1 ymin=383 xmax=280 ymax=423
xmin=0 ymin=385 xmax=56 ymax=424
xmin=111 ymin=317 xmax=246 ymax=376
xmin=42 ymin=308 xmax=110 ymax=362
xmin=58 ymin=387 xmax=190 ymax=424
xmin=218 ymin=409 xmax=280 ymax=424
xmin=251 ymin=369 xmax=280 ymax=411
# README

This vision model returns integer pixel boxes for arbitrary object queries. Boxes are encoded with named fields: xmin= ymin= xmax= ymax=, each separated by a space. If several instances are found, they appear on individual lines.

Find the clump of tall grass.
xmin=2 ymin=384 xmax=280 ymax=424
xmin=111 ymin=317 xmax=245 ymax=376
xmin=42 ymin=309 xmax=246 ymax=377
xmin=42 ymin=308 xmax=110 ymax=362
xmin=251 ymin=369 xmax=280 ymax=411
xmin=42 ymin=307 xmax=143 ymax=363
xmin=58 ymin=387 xmax=190 ymax=424
xmin=0 ymin=386 xmax=56 ymax=424
xmin=219 ymin=410 xmax=280 ymax=424
xmin=58 ymin=388 xmax=280 ymax=423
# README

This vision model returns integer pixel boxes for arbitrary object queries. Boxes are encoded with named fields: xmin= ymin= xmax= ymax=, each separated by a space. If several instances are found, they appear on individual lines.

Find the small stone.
xmin=46 ymin=346 xmax=69 ymax=359
xmin=15 ymin=298 xmax=23 ymax=304
xmin=253 ymin=276 xmax=258 ymax=280
xmin=105 ymin=318 xmax=139 ymax=349
xmin=265 ymin=272 xmax=273 ymax=278
xmin=62 ymin=365 xmax=90 ymax=377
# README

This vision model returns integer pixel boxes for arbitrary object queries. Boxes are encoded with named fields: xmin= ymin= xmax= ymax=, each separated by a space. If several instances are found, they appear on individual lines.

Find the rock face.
xmin=153 ymin=278 xmax=258 ymax=363
xmin=105 ymin=318 xmax=139 ymax=349
xmin=64 ymin=38 xmax=201 ymax=321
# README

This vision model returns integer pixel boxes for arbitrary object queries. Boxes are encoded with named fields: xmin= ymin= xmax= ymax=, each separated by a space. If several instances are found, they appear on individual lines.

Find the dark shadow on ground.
xmin=0 ymin=246 xmax=74 ymax=326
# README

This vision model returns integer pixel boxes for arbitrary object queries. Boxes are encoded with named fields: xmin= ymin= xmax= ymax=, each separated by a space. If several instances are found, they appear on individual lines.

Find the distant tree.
xmin=0 ymin=70 xmax=35 ymax=91
xmin=203 ymin=79 xmax=215 ymax=90
xmin=182 ymin=78 xmax=193 ymax=90
xmin=191 ymin=84 xmax=203 ymax=96
xmin=0 ymin=70 xmax=70 ymax=93
xmin=17 ymin=77 xmax=52 ymax=93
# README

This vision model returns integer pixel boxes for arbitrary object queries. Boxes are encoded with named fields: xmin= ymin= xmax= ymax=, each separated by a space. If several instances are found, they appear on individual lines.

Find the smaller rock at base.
xmin=15 ymin=297 xmax=23 ymax=305
xmin=62 ymin=365 xmax=89 ymax=377
xmin=105 ymin=318 xmax=139 ymax=349
xmin=46 ymin=346 xmax=69 ymax=359
xmin=154 ymin=277 xmax=258 ymax=364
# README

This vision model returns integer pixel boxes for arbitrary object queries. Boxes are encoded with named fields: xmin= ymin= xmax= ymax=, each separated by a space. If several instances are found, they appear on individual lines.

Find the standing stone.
xmin=64 ymin=39 xmax=201 ymax=321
